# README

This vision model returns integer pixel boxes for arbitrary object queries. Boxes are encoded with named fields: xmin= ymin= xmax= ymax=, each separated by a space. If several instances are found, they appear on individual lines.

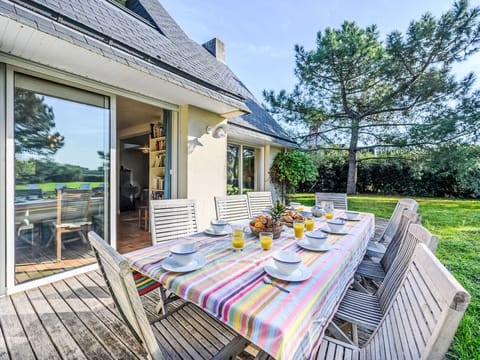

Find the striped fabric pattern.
xmin=131 ymin=270 xmax=161 ymax=295
xmin=126 ymin=212 xmax=374 ymax=360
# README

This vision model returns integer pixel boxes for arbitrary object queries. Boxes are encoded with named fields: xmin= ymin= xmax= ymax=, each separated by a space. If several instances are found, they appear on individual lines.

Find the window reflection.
xmin=242 ymin=147 xmax=255 ymax=194
xmin=14 ymin=74 xmax=110 ymax=284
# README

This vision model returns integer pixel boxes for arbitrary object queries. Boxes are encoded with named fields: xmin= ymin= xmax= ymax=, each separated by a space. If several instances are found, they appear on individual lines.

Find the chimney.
xmin=202 ymin=38 xmax=225 ymax=63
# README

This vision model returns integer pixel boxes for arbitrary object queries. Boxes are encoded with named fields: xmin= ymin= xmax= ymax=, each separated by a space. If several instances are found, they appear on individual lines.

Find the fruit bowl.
xmin=249 ymin=224 xmax=284 ymax=239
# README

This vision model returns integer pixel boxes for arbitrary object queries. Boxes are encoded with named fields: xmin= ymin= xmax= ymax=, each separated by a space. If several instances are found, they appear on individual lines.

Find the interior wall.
xmin=186 ymin=105 xmax=227 ymax=229
xmin=120 ymin=142 xmax=149 ymax=193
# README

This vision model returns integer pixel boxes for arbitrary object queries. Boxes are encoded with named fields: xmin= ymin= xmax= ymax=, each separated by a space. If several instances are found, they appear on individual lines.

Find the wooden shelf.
xmin=149 ymin=134 xmax=166 ymax=199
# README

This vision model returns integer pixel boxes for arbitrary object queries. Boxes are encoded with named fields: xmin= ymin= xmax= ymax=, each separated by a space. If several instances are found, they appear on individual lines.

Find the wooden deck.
xmin=0 ymin=269 xmax=260 ymax=359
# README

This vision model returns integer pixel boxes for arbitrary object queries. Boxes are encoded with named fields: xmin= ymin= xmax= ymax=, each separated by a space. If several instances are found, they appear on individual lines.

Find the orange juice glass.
xmin=259 ymin=232 xmax=273 ymax=250
xmin=232 ymin=236 xmax=245 ymax=250
xmin=305 ymin=218 xmax=314 ymax=231
xmin=293 ymin=220 xmax=305 ymax=239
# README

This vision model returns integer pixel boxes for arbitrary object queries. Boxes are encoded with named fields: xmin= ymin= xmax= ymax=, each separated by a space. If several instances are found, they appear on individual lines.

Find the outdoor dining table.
xmin=125 ymin=211 xmax=375 ymax=360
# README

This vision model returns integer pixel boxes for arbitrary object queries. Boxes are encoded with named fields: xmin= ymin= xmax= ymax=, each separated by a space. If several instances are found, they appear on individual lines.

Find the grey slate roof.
xmin=1 ymin=0 xmax=295 ymax=146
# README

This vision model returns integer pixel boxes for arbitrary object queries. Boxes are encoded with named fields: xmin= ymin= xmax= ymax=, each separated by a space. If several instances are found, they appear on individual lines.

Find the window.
xmin=227 ymin=144 xmax=255 ymax=194
xmin=13 ymin=73 xmax=110 ymax=284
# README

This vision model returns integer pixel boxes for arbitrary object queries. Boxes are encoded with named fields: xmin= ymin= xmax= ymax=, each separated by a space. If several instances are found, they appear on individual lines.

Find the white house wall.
xmin=184 ymin=105 xmax=227 ymax=229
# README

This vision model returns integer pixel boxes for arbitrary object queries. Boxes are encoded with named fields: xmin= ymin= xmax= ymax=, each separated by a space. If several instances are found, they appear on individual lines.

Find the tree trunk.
xmin=346 ymin=119 xmax=360 ymax=195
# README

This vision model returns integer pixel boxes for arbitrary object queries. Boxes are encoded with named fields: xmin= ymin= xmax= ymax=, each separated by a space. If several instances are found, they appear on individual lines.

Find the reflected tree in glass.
xmin=14 ymin=89 xmax=64 ymax=156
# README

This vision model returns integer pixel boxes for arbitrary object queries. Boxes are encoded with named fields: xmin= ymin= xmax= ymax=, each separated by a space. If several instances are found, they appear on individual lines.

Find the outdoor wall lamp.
xmin=206 ymin=124 xmax=227 ymax=138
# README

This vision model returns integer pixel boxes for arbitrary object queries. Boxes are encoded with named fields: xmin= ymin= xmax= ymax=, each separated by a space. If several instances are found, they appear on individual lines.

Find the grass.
xmin=16 ymin=182 xmax=104 ymax=192
xmin=289 ymin=193 xmax=480 ymax=360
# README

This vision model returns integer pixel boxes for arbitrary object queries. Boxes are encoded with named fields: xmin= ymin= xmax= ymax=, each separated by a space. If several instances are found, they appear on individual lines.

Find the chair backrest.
xmin=315 ymin=192 xmax=348 ymax=210
xmin=380 ymin=198 xmax=419 ymax=243
xmin=87 ymin=232 xmax=163 ymax=359
xmin=15 ymin=188 xmax=42 ymax=199
xmin=378 ymin=222 xmax=439 ymax=312
xmin=247 ymin=192 xmax=273 ymax=218
xmin=57 ymin=189 xmax=91 ymax=223
xmin=150 ymin=199 xmax=198 ymax=245
xmin=214 ymin=195 xmax=250 ymax=222
xmin=364 ymin=243 xmax=470 ymax=359
xmin=380 ymin=209 xmax=422 ymax=272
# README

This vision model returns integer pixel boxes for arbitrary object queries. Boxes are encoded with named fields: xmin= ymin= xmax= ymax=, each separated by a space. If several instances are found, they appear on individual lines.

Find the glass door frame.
xmin=4 ymin=64 xmax=116 ymax=294
xmin=0 ymin=63 xmax=6 ymax=296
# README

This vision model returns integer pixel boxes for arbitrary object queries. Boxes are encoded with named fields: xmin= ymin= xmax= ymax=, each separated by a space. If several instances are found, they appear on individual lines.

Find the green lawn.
xmin=16 ymin=182 xmax=104 ymax=192
xmin=289 ymin=193 xmax=480 ymax=359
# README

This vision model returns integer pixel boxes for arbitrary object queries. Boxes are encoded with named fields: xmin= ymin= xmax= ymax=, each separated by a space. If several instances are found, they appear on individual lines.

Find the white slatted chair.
xmin=150 ymin=199 xmax=198 ymax=245
xmin=144 ymin=199 xmax=199 ymax=313
xmin=315 ymin=192 xmax=348 ymax=210
xmin=247 ymin=191 xmax=273 ymax=218
xmin=355 ymin=209 xmax=424 ymax=284
xmin=366 ymin=198 xmax=419 ymax=258
xmin=257 ymin=243 xmax=470 ymax=359
xmin=214 ymin=195 xmax=251 ymax=222
xmin=331 ymin=224 xmax=439 ymax=345
xmin=88 ymin=231 xmax=249 ymax=360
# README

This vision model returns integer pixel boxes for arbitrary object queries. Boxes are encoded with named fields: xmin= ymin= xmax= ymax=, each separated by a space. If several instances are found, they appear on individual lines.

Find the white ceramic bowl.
xmin=272 ymin=250 xmax=301 ymax=275
xmin=327 ymin=219 xmax=345 ymax=233
xmin=305 ymin=231 xmax=328 ymax=246
xmin=211 ymin=219 xmax=228 ymax=234
xmin=170 ymin=243 xmax=197 ymax=266
xmin=345 ymin=211 xmax=359 ymax=220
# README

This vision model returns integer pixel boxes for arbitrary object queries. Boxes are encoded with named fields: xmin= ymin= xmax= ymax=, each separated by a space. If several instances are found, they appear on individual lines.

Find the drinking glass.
xmin=259 ymin=232 xmax=273 ymax=250
xmin=232 ymin=225 xmax=245 ymax=251
xmin=305 ymin=217 xmax=314 ymax=231
xmin=324 ymin=201 xmax=334 ymax=220
xmin=293 ymin=220 xmax=305 ymax=239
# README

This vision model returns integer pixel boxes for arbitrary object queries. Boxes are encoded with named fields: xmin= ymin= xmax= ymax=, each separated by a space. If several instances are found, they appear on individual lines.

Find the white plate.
xmin=204 ymin=228 xmax=232 ymax=236
xmin=264 ymin=260 xmax=312 ymax=282
xmin=321 ymin=228 xmax=349 ymax=235
xmin=339 ymin=217 xmax=360 ymax=222
xmin=298 ymin=239 xmax=333 ymax=252
xmin=162 ymin=253 xmax=206 ymax=272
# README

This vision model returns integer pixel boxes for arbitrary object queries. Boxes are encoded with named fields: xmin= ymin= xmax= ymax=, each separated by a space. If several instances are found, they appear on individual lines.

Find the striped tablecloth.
xmin=125 ymin=212 xmax=374 ymax=360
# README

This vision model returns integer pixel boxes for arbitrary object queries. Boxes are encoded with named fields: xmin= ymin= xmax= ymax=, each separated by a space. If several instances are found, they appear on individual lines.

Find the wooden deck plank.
xmin=39 ymin=283 xmax=113 ymax=359
xmin=26 ymin=286 xmax=87 ymax=359
xmin=9 ymin=291 xmax=61 ymax=360
xmin=0 ymin=295 xmax=35 ymax=359
xmin=59 ymin=276 xmax=146 ymax=359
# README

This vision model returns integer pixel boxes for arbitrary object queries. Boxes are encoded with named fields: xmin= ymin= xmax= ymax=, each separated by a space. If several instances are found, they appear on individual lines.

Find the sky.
xmin=161 ymin=0 xmax=480 ymax=101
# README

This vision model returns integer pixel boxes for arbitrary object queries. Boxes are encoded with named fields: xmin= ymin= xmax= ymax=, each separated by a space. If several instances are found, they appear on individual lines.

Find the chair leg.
xmin=352 ymin=323 xmax=359 ymax=345
xmin=156 ymin=286 xmax=168 ymax=315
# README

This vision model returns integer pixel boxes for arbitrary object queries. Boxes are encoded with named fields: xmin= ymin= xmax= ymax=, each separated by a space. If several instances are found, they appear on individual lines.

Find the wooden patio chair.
xmin=366 ymin=198 xmax=419 ymax=258
xmin=247 ymin=191 xmax=273 ymax=218
xmin=355 ymin=209 xmax=425 ymax=285
xmin=134 ymin=199 xmax=199 ymax=313
xmin=214 ymin=195 xmax=251 ymax=222
xmin=256 ymin=243 xmax=470 ymax=359
xmin=150 ymin=199 xmax=198 ymax=245
xmin=54 ymin=189 xmax=92 ymax=261
xmin=331 ymin=223 xmax=439 ymax=345
xmin=315 ymin=192 xmax=348 ymax=210
xmin=88 ymin=231 xmax=249 ymax=360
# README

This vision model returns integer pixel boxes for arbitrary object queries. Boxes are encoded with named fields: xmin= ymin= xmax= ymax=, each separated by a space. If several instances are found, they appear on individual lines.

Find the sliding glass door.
xmin=227 ymin=144 xmax=256 ymax=194
xmin=12 ymin=73 xmax=110 ymax=284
